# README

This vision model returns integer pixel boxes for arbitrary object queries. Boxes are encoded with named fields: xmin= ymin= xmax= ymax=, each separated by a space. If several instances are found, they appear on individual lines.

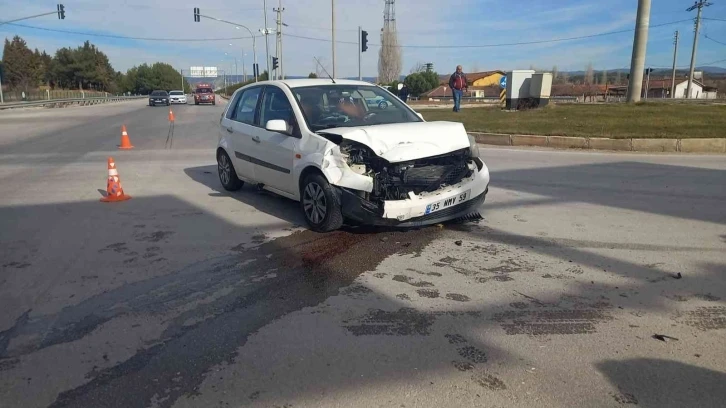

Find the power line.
xmin=702 ymin=17 xmax=726 ymax=22
xmin=284 ymin=19 xmax=692 ymax=48
xmin=704 ymin=34 xmax=726 ymax=46
xmin=1 ymin=22 xmax=262 ymax=42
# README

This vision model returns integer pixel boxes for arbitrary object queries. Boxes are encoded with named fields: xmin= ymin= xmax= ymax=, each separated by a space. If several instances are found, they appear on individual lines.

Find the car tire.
xmin=300 ymin=173 xmax=343 ymax=233
xmin=217 ymin=150 xmax=243 ymax=191
xmin=195 ymin=101 xmax=199 ymax=105
xmin=378 ymin=101 xmax=388 ymax=110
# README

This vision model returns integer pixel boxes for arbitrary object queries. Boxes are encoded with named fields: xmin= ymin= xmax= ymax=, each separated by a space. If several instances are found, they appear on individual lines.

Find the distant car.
xmin=149 ymin=90 xmax=170 ymax=106
xmin=169 ymin=90 xmax=187 ymax=104
xmin=365 ymin=95 xmax=389 ymax=110
xmin=194 ymin=84 xmax=215 ymax=105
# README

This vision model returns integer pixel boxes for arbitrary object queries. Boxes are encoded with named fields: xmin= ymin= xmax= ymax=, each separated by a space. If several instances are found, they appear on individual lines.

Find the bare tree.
xmin=378 ymin=28 xmax=402 ymax=84
xmin=471 ymin=63 xmax=480 ymax=73
xmin=585 ymin=62 xmax=594 ymax=84
xmin=409 ymin=62 xmax=426 ymax=74
xmin=562 ymin=71 xmax=570 ymax=83
xmin=615 ymin=71 xmax=622 ymax=85
xmin=601 ymin=69 xmax=608 ymax=85
xmin=529 ymin=64 xmax=537 ymax=72
xmin=552 ymin=65 xmax=559 ymax=80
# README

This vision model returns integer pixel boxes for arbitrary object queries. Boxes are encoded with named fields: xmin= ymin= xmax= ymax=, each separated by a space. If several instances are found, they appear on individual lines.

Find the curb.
xmin=469 ymin=132 xmax=726 ymax=154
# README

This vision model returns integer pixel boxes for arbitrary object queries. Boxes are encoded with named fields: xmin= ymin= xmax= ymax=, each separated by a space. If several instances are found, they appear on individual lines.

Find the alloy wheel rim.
xmin=218 ymin=154 xmax=230 ymax=185
xmin=303 ymin=182 xmax=327 ymax=224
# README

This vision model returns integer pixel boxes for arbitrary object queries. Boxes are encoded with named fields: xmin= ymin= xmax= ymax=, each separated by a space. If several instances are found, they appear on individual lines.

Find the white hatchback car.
xmin=217 ymin=79 xmax=490 ymax=232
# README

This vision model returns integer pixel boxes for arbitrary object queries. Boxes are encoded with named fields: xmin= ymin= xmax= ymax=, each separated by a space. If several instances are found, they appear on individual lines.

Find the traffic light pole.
xmin=358 ymin=26 xmax=362 ymax=81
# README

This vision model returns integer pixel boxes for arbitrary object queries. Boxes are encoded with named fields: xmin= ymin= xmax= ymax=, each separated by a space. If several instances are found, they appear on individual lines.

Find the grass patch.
xmin=420 ymin=103 xmax=726 ymax=139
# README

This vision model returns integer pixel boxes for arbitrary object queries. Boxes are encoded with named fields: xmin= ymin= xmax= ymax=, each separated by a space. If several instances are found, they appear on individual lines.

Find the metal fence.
xmin=1 ymin=89 xmax=112 ymax=103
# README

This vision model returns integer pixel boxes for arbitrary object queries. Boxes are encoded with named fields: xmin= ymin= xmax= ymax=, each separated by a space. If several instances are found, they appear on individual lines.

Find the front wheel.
xmin=217 ymin=150 xmax=243 ymax=191
xmin=300 ymin=173 xmax=343 ymax=233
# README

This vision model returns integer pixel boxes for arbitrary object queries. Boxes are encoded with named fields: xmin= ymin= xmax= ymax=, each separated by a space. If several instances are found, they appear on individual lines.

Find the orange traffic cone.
xmin=168 ymin=109 xmax=175 ymax=122
xmin=100 ymin=157 xmax=131 ymax=202
xmin=119 ymin=125 xmax=134 ymax=149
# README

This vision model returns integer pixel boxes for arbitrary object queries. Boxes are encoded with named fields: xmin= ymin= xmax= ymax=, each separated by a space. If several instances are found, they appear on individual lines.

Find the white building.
xmin=673 ymin=79 xmax=716 ymax=99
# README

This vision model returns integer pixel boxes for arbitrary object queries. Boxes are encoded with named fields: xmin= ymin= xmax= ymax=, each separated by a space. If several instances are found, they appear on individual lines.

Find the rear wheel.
xmin=300 ymin=173 xmax=343 ymax=233
xmin=217 ymin=150 xmax=243 ymax=191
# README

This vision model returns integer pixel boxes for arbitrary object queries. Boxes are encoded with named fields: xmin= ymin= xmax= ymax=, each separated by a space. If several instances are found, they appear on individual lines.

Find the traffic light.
xmin=361 ymin=30 xmax=368 ymax=52
xmin=193 ymin=7 xmax=200 ymax=22
xmin=272 ymin=57 xmax=279 ymax=70
xmin=57 ymin=4 xmax=65 ymax=20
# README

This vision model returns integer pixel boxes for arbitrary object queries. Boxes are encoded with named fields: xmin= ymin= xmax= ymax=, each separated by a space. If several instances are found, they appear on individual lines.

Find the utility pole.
xmin=274 ymin=1 xmax=285 ymax=80
xmin=331 ymin=0 xmax=336 ymax=78
xmin=627 ymin=0 xmax=651 ymax=103
xmin=263 ymin=0 xmax=271 ymax=80
xmin=358 ymin=26 xmax=362 ymax=80
xmin=686 ymin=0 xmax=711 ymax=99
xmin=180 ymin=69 xmax=184 ymax=92
xmin=671 ymin=31 xmax=679 ymax=98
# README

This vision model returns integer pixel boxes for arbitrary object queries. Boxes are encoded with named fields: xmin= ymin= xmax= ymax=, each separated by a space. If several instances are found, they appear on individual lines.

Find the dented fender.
xmin=321 ymin=145 xmax=374 ymax=192
xmin=293 ymin=136 xmax=373 ymax=199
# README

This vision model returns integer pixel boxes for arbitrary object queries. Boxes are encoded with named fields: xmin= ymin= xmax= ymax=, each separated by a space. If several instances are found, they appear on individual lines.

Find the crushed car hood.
xmin=320 ymin=121 xmax=471 ymax=162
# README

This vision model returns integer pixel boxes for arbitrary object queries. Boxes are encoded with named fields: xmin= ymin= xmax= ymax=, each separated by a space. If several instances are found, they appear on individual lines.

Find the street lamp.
xmin=193 ymin=8 xmax=258 ymax=82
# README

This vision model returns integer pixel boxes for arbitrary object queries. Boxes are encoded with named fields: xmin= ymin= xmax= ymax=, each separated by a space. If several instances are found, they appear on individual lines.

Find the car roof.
xmin=277 ymin=78 xmax=377 ymax=89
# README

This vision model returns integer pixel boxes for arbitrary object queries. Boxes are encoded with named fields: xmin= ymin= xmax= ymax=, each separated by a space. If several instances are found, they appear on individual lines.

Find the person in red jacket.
xmin=448 ymin=65 xmax=468 ymax=112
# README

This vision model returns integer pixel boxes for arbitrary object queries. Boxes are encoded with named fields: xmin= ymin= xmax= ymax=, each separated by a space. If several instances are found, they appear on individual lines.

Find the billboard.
xmin=204 ymin=66 xmax=218 ymax=77
xmin=189 ymin=66 xmax=218 ymax=78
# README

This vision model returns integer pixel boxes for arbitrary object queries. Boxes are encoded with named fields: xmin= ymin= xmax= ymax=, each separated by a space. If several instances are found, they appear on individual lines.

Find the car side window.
xmin=231 ymin=87 xmax=262 ymax=125
xmin=225 ymin=91 xmax=244 ymax=119
xmin=259 ymin=86 xmax=293 ymax=129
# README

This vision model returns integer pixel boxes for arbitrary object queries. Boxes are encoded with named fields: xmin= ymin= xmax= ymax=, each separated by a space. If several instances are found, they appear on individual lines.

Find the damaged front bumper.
xmin=337 ymin=158 xmax=490 ymax=227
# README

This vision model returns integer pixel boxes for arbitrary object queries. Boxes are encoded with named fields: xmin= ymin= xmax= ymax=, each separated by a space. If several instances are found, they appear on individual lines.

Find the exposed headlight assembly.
xmin=468 ymin=135 xmax=480 ymax=158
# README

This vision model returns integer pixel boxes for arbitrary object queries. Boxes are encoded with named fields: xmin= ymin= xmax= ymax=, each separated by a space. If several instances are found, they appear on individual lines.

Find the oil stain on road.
xmin=25 ymin=226 xmax=443 ymax=408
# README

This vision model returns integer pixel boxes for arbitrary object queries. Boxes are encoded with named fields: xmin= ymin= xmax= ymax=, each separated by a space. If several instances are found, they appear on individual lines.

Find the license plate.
xmin=425 ymin=189 xmax=471 ymax=215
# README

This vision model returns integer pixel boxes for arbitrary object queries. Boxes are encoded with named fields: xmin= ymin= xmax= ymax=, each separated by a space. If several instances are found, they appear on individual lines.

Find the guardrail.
xmin=0 ymin=95 xmax=147 ymax=110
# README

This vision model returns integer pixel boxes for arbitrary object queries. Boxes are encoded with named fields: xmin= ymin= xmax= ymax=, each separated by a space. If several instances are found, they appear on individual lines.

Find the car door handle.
xmin=226 ymin=127 xmax=234 ymax=133
xmin=251 ymin=136 xmax=261 ymax=143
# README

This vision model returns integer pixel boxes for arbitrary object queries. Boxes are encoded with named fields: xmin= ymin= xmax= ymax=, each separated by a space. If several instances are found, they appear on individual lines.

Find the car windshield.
xmin=196 ymin=88 xmax=212 ymax=94
xmin=151 ymin=91 xmax=167 ymax=96
xmin=291 ymin=84 xmax=422 ymax=131
xmin=169 ymin=91 xmax=183 ymax=95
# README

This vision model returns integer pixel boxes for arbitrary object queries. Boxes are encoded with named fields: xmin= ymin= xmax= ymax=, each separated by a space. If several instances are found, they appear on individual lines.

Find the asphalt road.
xmin=1 ymin=99 xmax=724 ymax=408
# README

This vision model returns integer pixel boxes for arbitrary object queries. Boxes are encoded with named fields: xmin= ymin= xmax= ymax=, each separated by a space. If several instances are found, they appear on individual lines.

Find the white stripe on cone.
xmin=108 ymin=169 xmax=119 ymax=176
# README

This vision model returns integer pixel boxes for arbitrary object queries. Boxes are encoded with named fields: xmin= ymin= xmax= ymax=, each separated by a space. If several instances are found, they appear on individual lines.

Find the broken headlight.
xmin=468 ymin=135 xmax=480 ymax=158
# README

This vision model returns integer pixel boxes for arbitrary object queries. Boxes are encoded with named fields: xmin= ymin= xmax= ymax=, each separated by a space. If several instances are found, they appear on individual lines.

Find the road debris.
xmin=652 ymin=334 xmax=679 ymax=342
xmin=455 ymin=240 xmax=463 ymax=246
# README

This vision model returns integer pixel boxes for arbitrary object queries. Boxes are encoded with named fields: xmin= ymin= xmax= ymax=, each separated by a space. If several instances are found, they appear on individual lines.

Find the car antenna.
xmin=313 ymin=57 xmax=336 ymax=84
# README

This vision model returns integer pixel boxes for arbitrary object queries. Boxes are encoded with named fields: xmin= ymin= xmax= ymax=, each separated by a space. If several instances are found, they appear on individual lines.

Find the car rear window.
xmin=151 ymin=91 xmax=168 ymax=96
xmin=169 ymin=91 xmax=183 ymax=95
xmin=196 ymin=88 xmax=212 ymax=94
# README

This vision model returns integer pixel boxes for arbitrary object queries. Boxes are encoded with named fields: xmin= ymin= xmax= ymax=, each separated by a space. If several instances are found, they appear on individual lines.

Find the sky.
xmin=1 ymin=0 xmax=725 ymax=78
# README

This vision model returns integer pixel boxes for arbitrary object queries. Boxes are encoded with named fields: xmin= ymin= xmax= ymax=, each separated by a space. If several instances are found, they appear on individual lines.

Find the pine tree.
xmin=3 ymin=36 xmax=36 ymax=91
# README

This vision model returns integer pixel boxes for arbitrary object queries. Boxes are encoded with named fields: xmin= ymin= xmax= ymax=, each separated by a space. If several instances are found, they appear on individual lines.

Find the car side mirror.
xmin=265 ymin=119 xmax=291 ymax=135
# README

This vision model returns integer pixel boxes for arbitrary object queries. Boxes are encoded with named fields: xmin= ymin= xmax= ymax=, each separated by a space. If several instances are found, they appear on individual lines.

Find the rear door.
xmin=247 ymin=85 xmax=298 ymax=195
xmin=221 ymin=86 xmax=264 ymax=181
